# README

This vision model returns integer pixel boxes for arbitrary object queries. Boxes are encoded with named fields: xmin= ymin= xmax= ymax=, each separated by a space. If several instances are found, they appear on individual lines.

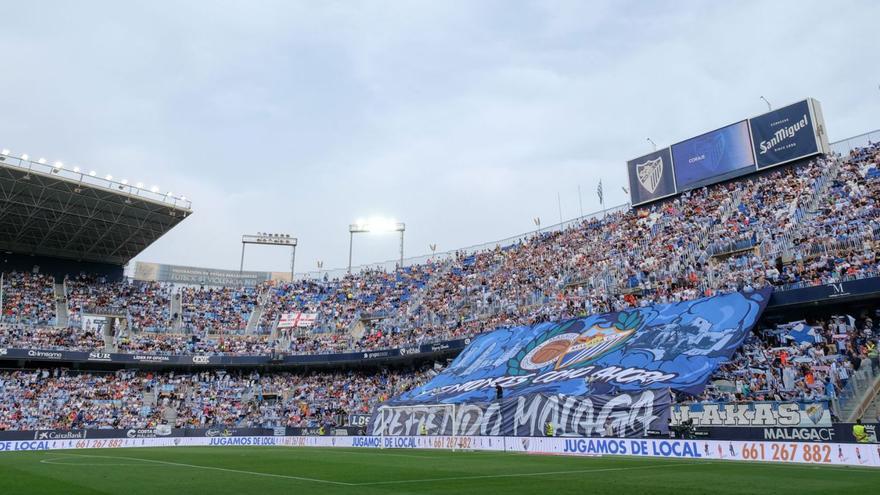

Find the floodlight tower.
xmin=348 ymin=219 xmax=405 ymax=274
xmin=239 ymin=233 xmax=298 ymax=281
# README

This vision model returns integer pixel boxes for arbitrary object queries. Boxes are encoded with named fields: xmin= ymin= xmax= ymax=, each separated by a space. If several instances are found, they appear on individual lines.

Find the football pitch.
xmin=1 ymin=447 xmax=879 ymax=494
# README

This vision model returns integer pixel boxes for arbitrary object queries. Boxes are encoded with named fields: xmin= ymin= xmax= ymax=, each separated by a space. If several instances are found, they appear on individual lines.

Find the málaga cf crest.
xmin=636 ymin=157 xmax=663 ymax=194
xmin=509 ymin=312 xmax=642 ymax=374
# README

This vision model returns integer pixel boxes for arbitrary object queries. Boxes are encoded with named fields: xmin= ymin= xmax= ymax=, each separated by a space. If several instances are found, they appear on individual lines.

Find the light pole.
xmin=239 ymin=233 xmax=298 ymax=282
xmin=760 ymin=96 xmax=772 ymax=111
xmin=348 ymin=219 xmax=405 ymax=273
xmin=646 ymin=138 xmax=657 ymax=151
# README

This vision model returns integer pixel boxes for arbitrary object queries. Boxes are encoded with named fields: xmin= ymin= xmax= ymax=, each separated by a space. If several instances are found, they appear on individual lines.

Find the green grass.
xmin=1 ymin=447 xmax=879 ymax=494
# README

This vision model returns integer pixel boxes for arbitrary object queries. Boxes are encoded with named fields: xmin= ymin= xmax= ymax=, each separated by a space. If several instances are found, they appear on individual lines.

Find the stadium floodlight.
xmin=136 ymin=182 xmax=144 ymax=188
xmin=89 ymin=170 xmax=97 ymax=176
xmin=121 ymin=179 xmax=128 ymax=185
xmin=239 ymin=232 xmax=298 ymax=281
xmin=646 ymin=138 xmax=657 ymax=151
xmin=760 ymin=96 xmax=772 ymax=111
xmin=348 ymin=217 xmax=405 ymax=273
xmin=53 ymin=161 xmax=63 ymax=168
xmin=38 ymin=157 xmax=47 ymax=164
xmin=105 ymin=174 xmax=113 ymax=180
xmin=73 ymin=166 xmax=80 ymax=173
xmin=1 ymin=149 xmax=9 ymax=155
xmin=151 ymin=185 xmax=159 ymax=192
xmin=20 ymin=153 xmax=28 ymax=160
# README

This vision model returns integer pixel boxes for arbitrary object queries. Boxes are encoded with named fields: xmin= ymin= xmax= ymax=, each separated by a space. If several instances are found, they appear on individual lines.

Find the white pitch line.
xmin=40 ymin=457 xmax=162 ymax=467
xmin=354 ymin=460 xmax=709 ymax=485
xmin=54 ymin=453 xmax=355 ymax=486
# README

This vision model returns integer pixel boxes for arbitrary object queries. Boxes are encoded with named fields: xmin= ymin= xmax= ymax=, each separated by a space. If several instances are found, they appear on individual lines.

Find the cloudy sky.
xmin=0 ymin=1 xmax=878 ymax=274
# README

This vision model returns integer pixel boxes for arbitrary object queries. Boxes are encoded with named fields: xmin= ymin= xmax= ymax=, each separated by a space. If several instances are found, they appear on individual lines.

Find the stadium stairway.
xmin=53 ymin=282 xmax=68 ymax=328
xmin=346 ymin=318 xmax=366 ymax=341
xmin=844 ymin=366 xmax=880 ymax=422
xmin=170 ymin=292 xmax=183 ymax=332
xmin=246 ymin=305 xmax=264 ymax=335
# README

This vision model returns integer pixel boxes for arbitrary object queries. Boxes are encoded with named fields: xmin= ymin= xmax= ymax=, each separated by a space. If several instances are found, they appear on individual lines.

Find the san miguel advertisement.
xmin=750 ymin=99 xmax=823 ymax=169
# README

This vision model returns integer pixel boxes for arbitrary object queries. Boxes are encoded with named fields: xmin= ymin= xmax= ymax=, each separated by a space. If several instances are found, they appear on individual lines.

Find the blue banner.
xmin=672 ymin=120 xmax=756 ymax=191
xmin=750 ymin=99 xmax=819 ymax=169
xmin=627 ymin=148 xmax=676 ymax=206
xmin=390 ymin=289 xmax=771 ymax=405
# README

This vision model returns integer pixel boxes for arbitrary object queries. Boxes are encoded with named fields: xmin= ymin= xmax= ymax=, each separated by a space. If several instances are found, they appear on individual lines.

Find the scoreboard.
xmin=627 ymin=98 xmax=829 ymax=206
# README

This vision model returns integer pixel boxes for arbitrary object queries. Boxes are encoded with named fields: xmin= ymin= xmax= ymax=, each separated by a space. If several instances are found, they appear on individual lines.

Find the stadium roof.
xmin=0 ymin=151 xmax=192 ymax=266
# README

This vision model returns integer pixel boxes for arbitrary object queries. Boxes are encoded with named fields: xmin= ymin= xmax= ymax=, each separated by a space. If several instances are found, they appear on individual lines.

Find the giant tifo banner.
xmin=626 ymin=97 xmax=829 ymax=206
xmin=390 ymin=289 xmax=770 ymax=403
xmin=372 ymin=391 xmax=671 ymax=437
xmin=374 ymin=290 xmax=770 ymax=437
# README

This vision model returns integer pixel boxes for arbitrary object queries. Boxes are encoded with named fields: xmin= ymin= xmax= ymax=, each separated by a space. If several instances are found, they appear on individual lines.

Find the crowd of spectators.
xmin=66 ymin=275 xmax=174 ymax=330
xmin=697 ymin=310 xmax=880 ymax=408
xmin=0 ymin=143 xmax=877 ymax=359
xmin=0 ymin=323 xmax=103 ymax=350
xmin=1 ymin=271 xmax=55 ymax=325
xmin=0 ymin=366 xmax=437 ymax=430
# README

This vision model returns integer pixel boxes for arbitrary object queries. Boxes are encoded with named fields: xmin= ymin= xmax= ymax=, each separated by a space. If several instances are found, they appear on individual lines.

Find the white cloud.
xmin=0 ymin=0 xmax=877 ymax=273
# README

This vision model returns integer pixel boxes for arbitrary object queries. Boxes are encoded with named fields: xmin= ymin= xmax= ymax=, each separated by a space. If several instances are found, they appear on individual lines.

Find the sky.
xmin=0 ymin=0 xmax=878 ymax=275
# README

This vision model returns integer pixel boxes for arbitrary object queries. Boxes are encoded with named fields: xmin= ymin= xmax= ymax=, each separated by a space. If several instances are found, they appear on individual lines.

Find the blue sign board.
xmin=627 ymin=148 xmax=676 ymax=206
xmin=672 ymin=120 xmax=756 ymax=191
xmin=749 ymin=99 xmax=819 ymax=169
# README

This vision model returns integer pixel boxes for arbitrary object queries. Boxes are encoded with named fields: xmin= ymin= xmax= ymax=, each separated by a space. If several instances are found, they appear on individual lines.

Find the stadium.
xmin=1 ymin=2 xmax=880 ymax=494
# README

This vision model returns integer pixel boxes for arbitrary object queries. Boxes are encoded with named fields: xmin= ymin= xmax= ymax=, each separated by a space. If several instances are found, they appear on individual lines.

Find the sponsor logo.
xmin=399 ymin=346 xmax=420 ymax=356
xmin=34 ymin=430 xmax=86 ymax=440
xmin=132 ymin=354 xmax=172 ymax=362
xmin=27 ymin=350 xmax=64 ymax=360
xmin=512 ymin=312 xmax=641 ymax=373
xmin=125 ymin=427 xmax=172 ymax=438
xmin=763 ymin=427 xmax=834 ymax=442
xmin=429 ymin=343 xmax=451 ymax=352
xmin=363 ymin=351 xmax=389 ymax=359
xmin=636 ymin=157 xmax=663 ymax=193
xmin=191 ymin=355 xmax=211 ymax=364
xmin=205 ymin=428 xmax=237 ymax=437
xmin=0 ymin=348 xmax=7 ymax=356
xmin=351 ymin=437 xmax=381 ymax=448
xmin=828 ymin=283 xmax=850 ymax=298
xmin=758 ymin=114 xmax=809 ymax=155
xmin=88 ymin=351 xmax=111 ymax=361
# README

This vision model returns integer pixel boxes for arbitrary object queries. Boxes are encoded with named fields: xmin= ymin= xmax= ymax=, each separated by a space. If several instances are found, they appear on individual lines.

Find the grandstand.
xmin=0 ymin=135 xmax=878 ymax=492
xmin=1 ymin=7 xmax=880 ymax=492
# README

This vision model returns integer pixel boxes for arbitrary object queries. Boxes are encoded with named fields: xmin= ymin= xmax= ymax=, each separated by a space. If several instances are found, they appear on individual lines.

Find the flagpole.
xmin=577 ymin=185 xmax=584 ymax=218
xmin=557 ymin=192 xmax=563 ymax=225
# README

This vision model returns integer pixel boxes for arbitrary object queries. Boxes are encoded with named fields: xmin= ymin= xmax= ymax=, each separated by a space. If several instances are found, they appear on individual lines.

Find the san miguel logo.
xmin=636 ymin=157 xmax=663 ymax=193
xmin=508 ymin=312 xmax=642 ymax=375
